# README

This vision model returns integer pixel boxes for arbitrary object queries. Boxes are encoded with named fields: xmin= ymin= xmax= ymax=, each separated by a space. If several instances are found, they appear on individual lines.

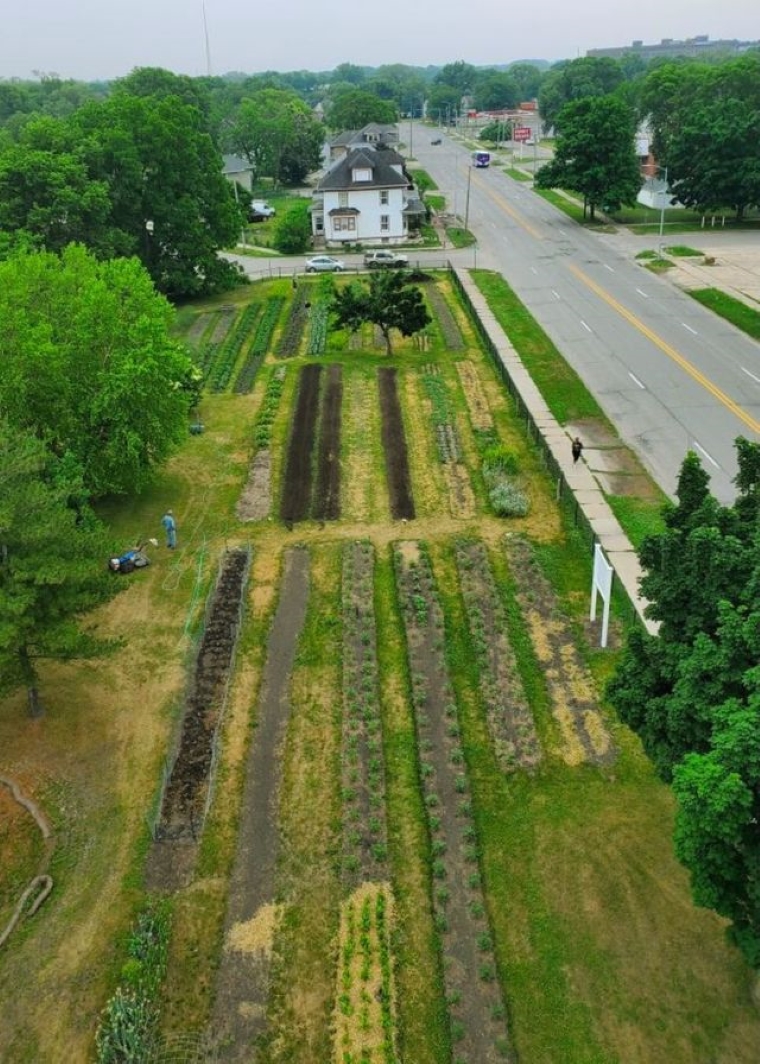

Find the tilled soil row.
xmin=154 ymin=548 xmax=251 ymax=848
xmin=455 ymin=360 xmax=494 ymax=432
xmin=455 ymin=540 xmax=542 ymax=773
xmin=281 ymin=363 xmax=322 ymax=524
xmin=341 ymin=541 xmax=388 ymax=888
xmin=395 ymin=541 xmax=514 ymax=1064
xmin=504 ymin=534 xmax=615 ymax=766
xmin=212 ymin=547 xmax=311 ymax=1060
xmin=378 ymin=368 xmax=415 ymax=521
xmin=313 ymin=363 xmax=343 ymax=522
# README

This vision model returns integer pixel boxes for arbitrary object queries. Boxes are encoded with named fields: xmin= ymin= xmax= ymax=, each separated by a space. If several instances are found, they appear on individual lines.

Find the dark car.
xmin=430 ymin=137 xmax=442 ymax=145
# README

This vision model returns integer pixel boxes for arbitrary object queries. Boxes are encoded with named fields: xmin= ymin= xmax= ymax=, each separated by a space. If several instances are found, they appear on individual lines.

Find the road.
xmin=415 ymin=129 xmax=760 ymax=504
xmin=228 ymin=129 xmax=760 ymax=504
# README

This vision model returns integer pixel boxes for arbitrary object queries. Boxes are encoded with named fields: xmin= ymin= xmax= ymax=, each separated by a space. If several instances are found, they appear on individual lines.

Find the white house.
xmin=311 ymin=145 xmax=424 ymax=247
xmin=222 ymin=154 xmax=254 ymax=193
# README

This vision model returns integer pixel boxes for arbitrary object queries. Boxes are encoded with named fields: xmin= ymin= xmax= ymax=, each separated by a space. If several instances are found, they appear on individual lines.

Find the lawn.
xmin=2 ymin=274 xmax=759 ymax=1064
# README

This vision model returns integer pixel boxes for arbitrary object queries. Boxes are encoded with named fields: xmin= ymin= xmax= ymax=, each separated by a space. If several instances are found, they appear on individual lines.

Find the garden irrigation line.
xmin=0 ymin=776 xmax=54 ymax=949
xmin=182 ymin=539 xmax=208 ymax=639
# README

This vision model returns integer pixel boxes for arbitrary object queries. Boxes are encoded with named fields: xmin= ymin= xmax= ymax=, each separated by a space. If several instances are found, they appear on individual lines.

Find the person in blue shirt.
xmin=161 ymin=509 xmax=177 ymax=548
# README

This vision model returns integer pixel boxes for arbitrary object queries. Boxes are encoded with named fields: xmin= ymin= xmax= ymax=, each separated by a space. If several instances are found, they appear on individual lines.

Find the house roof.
xmin=222 ymin=154 xmax=252 ymax=175
xmin=316 ymin=148 xmax=408 ymax=192
xmin=361 ymin=123 xmax=398 ymax=136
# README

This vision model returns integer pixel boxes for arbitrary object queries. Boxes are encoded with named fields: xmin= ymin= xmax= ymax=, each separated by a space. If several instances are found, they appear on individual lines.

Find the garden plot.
xmin=334 ymin=882 xmax=399 ymax=1064
xmin=236 ymin=367 xmax=287 ymax=523
xmin=281 ymin=363 xmax=322 ymax=524
xmin=420 ymin=364 xmax=475 ymax=519
xmin=504 ymin=535 xmax=614 ymax=766
xmin=455 ymin=540 xmax=542 ymax=773
xmin=341 ymin=542 xmax=388 ymax=886
xmin=233 ymin=296 xmax=285 ymax=394
xmin=276 ymin=285 xmax=309 ymax=358
xmin=425 ymin=284 xmax=465 ymax=350
xmin=456 ymin=360 xmax=494 ymax=432
xmin=395 ymin=541 xmax=513 ymax=1064
xmin=313 ymin=364 xmax=343 ymax=522
xmin=378 ymin=368 xmax=415 ymax=520
xmin=148 ymin=547 xmax=251 ymax=889
xmin=212 ymin=547 xmax=310 ymax=1058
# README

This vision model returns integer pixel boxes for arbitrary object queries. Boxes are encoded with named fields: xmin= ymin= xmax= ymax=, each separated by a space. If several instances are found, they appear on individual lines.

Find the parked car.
xmin=430 ymin=137 xmax=442 ymax=145
xmin=363 ymin=250 xmax=409 ymax=269
xmin=249 ymin=200 xmax=276 ymax=221
xmin=305 ymin=255 xmax=346 ymax=273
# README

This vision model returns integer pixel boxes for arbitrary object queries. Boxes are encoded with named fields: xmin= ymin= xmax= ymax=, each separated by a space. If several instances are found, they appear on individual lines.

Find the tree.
xmin=326 ymin=87 xmax=397 ymax=130
xmin=72 ymin=93 xmax=241 ymax=297
xmin=607 ymin=440 xmax=760 ymax=966
xmin=534 ymin=95 xmax=642 ymax=220
xmin=434 ymin=61 xmax=477 ymax=95
xmin=538 ymin=57 xmax=624 ymax=131
xmin=331 ymin=272 xmax=431 ymax=356
xmin=472 ymin=71 xmax=519 ymax=112
xmin=273 ymin=201 xmax=312 ymax=254
xmin=0 ymin=420 xmax=116 ymax=717
xmin=225 ymin=88 xmax=324 ymax=186
xmin=0 ymin=245 xmax=196 ymax=496
xmin=507 ymin=62 xmax=545 ymax=102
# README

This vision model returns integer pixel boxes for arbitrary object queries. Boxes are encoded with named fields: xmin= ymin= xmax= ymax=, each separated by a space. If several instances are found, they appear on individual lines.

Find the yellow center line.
xmin=472 ymin=169 xmax=543 ymax=240
xmin=568 ymin=263 xmax=760 ymax=436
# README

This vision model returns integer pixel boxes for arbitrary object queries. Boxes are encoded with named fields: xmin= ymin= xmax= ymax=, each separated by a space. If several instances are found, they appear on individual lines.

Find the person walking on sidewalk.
xmin=571 ymin=437 xmax=584 ymax=464
xmin=161 ymin=509 xmax=177 ymax=549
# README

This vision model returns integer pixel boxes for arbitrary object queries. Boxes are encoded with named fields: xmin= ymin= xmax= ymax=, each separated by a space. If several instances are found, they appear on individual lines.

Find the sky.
xmin=1 ymin=0 xmax=758 ymax=82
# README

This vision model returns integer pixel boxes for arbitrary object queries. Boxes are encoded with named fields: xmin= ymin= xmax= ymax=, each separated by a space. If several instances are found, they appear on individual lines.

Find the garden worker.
xmin=161 ymin=509 xmax=177 ymax=549
xmin=571 ymin=437 xmax=584 ymax=464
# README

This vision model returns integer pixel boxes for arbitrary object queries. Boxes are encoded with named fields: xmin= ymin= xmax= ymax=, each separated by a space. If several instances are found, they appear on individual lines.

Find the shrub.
xmin=273 ymin=201 xmax=312 ymax=254
xmin=489 ymin=481 xmax=529 ymax=517
xmin=482 ymin=445 xmax=519 ymax=478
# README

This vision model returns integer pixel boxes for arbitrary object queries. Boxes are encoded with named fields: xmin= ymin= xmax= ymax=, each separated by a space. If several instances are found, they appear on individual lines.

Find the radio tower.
xmin=202 ymin=1 xmax=212 ymax=76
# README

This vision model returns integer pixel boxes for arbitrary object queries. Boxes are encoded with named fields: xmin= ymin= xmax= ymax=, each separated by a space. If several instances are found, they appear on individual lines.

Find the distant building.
xmin=588 ymin=35 xmax=759 ymax=61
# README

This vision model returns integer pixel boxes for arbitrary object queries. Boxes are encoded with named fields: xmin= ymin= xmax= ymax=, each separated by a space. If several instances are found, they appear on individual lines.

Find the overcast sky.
xmin=1 ymin=0 xmax=758 ymax=81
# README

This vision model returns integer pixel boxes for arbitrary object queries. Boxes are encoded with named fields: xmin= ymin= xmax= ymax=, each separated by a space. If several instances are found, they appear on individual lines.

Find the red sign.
xmin=514 ymin=126 xmax=532 ymax=141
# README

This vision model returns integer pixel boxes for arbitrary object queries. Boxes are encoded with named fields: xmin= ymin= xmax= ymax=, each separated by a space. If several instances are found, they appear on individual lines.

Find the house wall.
xmin=318 ymin=187 xmax=408 ymax=246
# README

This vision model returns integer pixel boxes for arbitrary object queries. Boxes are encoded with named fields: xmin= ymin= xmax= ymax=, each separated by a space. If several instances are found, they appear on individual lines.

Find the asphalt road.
xmin=228 ymin=129 xmax=760 ymax=504
xmin=415 ymin=130 xmax=760 ymax=504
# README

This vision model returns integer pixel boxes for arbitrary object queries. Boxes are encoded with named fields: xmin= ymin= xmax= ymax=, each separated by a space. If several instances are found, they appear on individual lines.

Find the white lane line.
xmin=628 ymin=372 xmax=645 ymax=390
xmin=741 ymin=366 xmax=760 ymax=384
xmin=551 ymin=289 xmax=561 ymax=300
xmin=558 ymin=228 xmax=567 ymax=237
xmin=581 ymin=320 xmax=592 ymax=333
xmin=530 ymin=266 xmax=538 ymax=275
xmin=693 ymin=441 xmax=720 ymax=469
xmin=604 ymin=264 xmax=614 ymax=272
xmin=635 ymin=288 xmax=649 ymax=299
xmin=682 ymin=323 xmax=698 ymax=335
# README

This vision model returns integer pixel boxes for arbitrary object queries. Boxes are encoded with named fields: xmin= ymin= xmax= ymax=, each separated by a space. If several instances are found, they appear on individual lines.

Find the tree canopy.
xmin=225 ymin=88 xmax=324 ymax=186
xmin=326 ymin=87 xmax=397 ymax=130
xmin=607 ymin=440 xmax=760 ymax=965
xmin=0 ymin=245 xmax=195 ymax=496
xmin=0 ymin=420 xmax=116 ymax=717
xmin=538 ymin=57 xmax=624 ymax=131
xmin=331 ymin=272 xmax=431 ymax=355
xmin=534 ymin=95 xmax=642 ymax=219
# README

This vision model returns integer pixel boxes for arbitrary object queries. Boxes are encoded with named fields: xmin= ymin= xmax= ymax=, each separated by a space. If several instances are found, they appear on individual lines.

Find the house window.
xmin=380 ymin=190 xmax=389 ymax=205
xmin=315 ymin=214 xmax=324 ymax=233
xmin=333 ymin=216 xmax=356 ymax=232
xmin=380 ymin=214 xmax=389 ymax=232
xmin=352 ymin=167 xmax=372 ymax=182
xmin=338 ymin=192 xmax=349 ymax=207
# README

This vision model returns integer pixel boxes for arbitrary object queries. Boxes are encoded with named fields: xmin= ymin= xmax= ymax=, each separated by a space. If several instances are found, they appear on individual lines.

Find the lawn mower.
xmin=108 ymin=538 xmax=159 ymax=574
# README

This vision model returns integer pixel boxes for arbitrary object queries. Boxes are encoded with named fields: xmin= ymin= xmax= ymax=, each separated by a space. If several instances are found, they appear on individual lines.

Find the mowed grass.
xmin=2 ymin=275 xmax=760 ymax=1063
xmin=689 ymin=287 xmax=760 ymax=342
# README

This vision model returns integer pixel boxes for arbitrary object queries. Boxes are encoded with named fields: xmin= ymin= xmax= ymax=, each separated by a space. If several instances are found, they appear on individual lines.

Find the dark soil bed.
xmin=280 ymin=363 xmax=322 ymax=524
xmin=378 ymin=368 xmax=415 ymax=521
xmin=313 ymin=364 xmax=342 ymax=522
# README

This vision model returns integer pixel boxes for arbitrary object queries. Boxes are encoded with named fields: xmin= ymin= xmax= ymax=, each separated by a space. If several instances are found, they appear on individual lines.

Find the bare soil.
xmin=313 ymin=364 xmax=343 ymax=522
xmin=236 ymin=450 xmax=272 ymax=522
xmin=281 ymin=364 xmax=321 ymax=524
xmin=378 ymin=367 xmax=415 ymax=520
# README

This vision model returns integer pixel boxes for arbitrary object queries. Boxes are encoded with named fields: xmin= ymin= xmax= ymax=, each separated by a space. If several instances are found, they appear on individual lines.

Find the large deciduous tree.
xmin=226 ymin=88 xmax=324 ymax=186
xmin=331 ymin=272 xmax=431 ymax=356
xmin=0 ymin=245 xmax=195 ymax=496
xmin=535 ymin=95 xmax=642 ymax=220
xmin=0 ymin=420 xmax=116 ymax=717
xmin=538 ymin=57 xmax=624 ymax=131
xmin=326 ymin=87 xmax=397 ymax=131
xmin=607 ymin=440 xmax=760 ymax=966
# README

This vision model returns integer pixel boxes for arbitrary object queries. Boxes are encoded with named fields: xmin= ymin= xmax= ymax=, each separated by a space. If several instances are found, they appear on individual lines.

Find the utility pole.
xmin=202 ymin=1 xmax=212 ymax=76
xmin=464 ymin=162 xmax=472 ymax=234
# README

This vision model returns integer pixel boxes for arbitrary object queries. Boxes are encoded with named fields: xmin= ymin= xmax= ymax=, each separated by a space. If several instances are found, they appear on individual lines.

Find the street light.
xmin=658 ymin=166 xmax=669 ymax=259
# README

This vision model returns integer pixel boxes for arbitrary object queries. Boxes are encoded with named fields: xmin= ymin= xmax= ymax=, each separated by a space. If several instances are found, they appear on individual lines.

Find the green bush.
xmin=489 ymin=481 xmax=529 ymax=517
xmin=273 ymin=201 xmax=312 ymax=254
xmin=482 ymin=445 xmax=519 ymax=478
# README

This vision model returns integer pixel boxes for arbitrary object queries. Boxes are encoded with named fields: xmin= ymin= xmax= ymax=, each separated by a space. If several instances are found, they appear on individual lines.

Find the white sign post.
xmin=590 ymin=543 xmax=614 ymax=648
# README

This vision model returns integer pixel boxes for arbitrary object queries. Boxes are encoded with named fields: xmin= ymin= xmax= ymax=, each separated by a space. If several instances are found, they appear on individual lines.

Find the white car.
xmin=305 ymin=255 xmax=346 ymax=273
xmin=249 ymin=200 xmax=276 ymax=221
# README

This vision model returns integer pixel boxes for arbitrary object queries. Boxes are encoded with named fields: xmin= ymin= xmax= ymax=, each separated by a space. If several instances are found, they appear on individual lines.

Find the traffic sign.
xmin=514 ymin=126 xmax=532 ymax=142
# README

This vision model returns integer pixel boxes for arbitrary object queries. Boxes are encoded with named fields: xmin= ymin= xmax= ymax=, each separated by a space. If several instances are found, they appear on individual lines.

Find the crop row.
xmin=425 ymin=284 xmax=465 ymax=350
xmin=421 ymin=367 xmax=462 ymax=463
xmin=341 ymin=542 xmax=387 ymax=885
xmin=276 ymin=285 xmax=309 ymax=357
xmin=334 ymin=884 xmax=399 ymax=1064
xmin=394 ymin=543 xmax=513 ymax=1063
xmin=207 ymin=302 xmax=262 ymax=392
xmin=233 ymin=296 xmax=285 ymax=394
xmin=251 ymin=366 xmax=287 ymax=451
xmin=308 ymin=279 xmax=333 ymax=356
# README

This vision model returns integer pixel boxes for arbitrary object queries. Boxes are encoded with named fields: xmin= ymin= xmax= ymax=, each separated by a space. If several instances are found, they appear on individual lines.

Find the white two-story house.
xmin=311 ymin=145 xmax=423 ymax=247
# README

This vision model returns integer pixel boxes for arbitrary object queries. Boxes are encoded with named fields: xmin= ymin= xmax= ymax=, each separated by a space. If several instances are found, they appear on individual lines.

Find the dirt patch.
xmin=236 ymin=450 xmax=272 ymax=522
xmin=313 ymin=364 xmax=343 ymax=522
xmin=211 ymin=547 xmax=310 ymax=1059
xmin=456 ymin=360 xmax=494 ymax=432
xmin=281 ymin=364 xmax=321 ymax=524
